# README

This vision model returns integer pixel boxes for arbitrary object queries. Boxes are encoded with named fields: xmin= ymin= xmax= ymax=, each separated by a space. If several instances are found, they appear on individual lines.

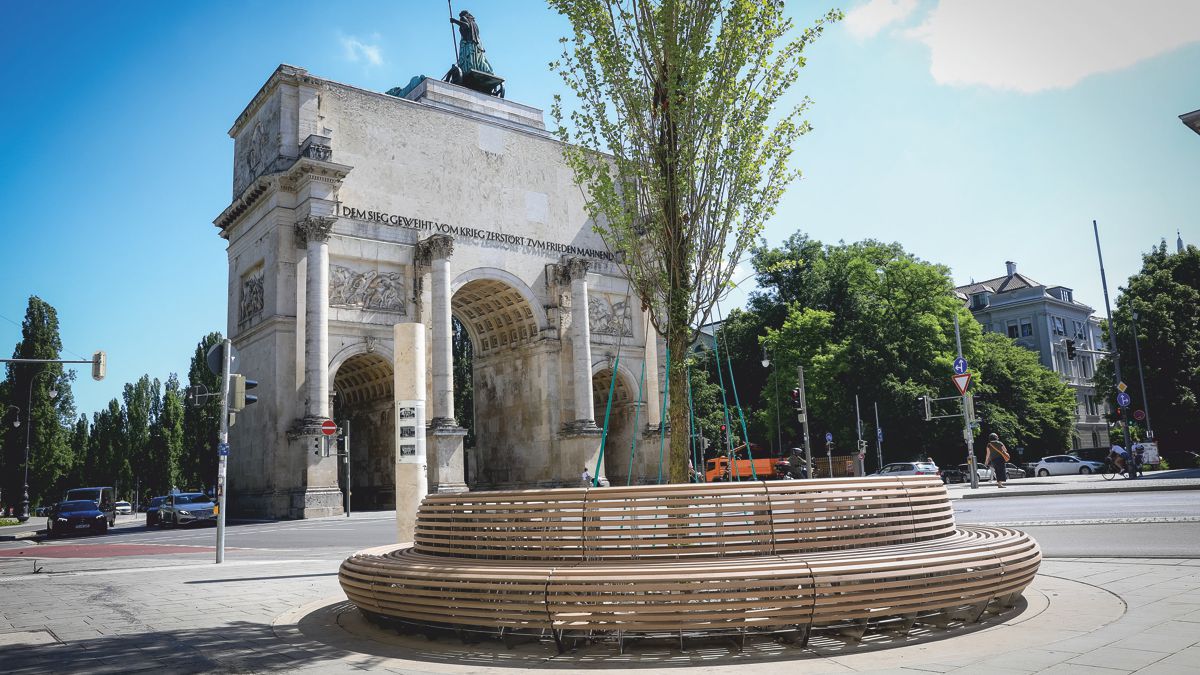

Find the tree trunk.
xmin=666 ymin=298 xmax=691 ymax=484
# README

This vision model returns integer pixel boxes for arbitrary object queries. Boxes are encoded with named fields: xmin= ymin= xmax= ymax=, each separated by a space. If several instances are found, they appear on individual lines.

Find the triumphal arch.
xmin=214 ymin=65 xmax=664 ymax=518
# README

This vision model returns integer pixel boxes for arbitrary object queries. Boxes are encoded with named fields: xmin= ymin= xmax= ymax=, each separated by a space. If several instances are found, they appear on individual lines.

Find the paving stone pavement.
xmin=1 ymin=554 xmax=1199 ymax=673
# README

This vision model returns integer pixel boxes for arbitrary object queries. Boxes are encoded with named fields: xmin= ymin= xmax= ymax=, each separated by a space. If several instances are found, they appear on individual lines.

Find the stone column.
xmin=417 ymin=235 xmax=468 ymax=493
xmin=420 ymin=234 xmax=456 ymax=426
xmin=642 ymin=307 xmax=661 ymax=431
xmin=565 ymin=258 xmax=595 ymax=427
xmin=297 ymin=216 xmax=335 ymax=420
xmin=557 ymin=258 xmax=604 ymax=485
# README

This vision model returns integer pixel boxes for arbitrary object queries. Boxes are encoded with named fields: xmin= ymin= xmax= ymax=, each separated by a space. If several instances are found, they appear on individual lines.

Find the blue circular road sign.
xmin=1116 ymin=392 xmax=1131 ymax=408
xmin=825 ymin=432 xmax=833 ymax=443
xmin=877 ymin=428 xmax=883 ymax=443
xmin=953 ymin=357 xmax=968 ymax=375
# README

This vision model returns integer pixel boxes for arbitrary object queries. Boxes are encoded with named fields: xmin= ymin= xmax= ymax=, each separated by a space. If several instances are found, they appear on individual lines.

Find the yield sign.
xmin=952 ymin=372 xmax=972 ymax=396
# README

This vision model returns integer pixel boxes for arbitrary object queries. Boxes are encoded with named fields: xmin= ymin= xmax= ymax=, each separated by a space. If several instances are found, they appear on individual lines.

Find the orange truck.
xmin=704 ymin=453 xmax=781 ymax=482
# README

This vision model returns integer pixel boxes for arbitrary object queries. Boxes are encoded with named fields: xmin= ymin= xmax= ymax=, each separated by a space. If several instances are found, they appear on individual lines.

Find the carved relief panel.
xmin=238 ymin=267 xmax=265 ymax=326
xmin=589 ymin=294 xmax=633 ymax=337
xmin=329 ymin=264 xmax=407 ymax=315
xmin=233 ymin=94 xmax=282 ymax=196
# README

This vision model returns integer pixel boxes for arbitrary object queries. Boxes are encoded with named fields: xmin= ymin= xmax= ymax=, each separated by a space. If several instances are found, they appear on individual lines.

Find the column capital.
xmin=556 ymin=257 xmax=591 ymax=284
xmin=295 ymin=215 xmax=335 ymax=247
xmin=416 ymin=234 xmax=455 ymax=266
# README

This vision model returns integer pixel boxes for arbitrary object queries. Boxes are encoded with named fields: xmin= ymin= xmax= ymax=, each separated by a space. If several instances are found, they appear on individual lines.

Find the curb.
xmin=957 ymin=482 xmax=1200 ymax=499
xmin=0 ymin=530 xmax=44 ymax=543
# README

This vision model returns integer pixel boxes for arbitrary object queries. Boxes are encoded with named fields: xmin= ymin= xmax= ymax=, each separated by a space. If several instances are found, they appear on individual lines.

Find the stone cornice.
xmin=278 ymin=156 xmax=352 ymax=193
xmin=229 ymin=64 xmax=324 ymax=139
xmin=213 ymin=175 xmax=276 ymax=237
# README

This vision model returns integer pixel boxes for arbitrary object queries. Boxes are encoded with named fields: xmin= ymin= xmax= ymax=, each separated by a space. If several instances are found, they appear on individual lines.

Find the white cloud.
xmin=844 ymin=0 xmax=919 ymax=39
xmin=905 ymin=0 xmax=1200 ymax=93
xmin=340 ymin=33 xmax=383 ymax=67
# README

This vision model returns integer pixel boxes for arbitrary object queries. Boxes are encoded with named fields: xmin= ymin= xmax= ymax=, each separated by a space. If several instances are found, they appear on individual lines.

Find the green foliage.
xmin=749 ymin=238 xmax=1075 ymax=469
xmin=550 ymin=0 xmax=840 ymax=482
xmin=1099 ymin=242 xmax=1200 ymax=458
xmin=0 ymin=518 xmax=17 ymax=526
xmin=183 ymin=333 xmax=223 ymax=491
xmin=0 ymin=296 xmax=77 ymax=509
xmin=972 ymin=333 xmax=1076 ymax=454
xmin=452 ymin=318 xmax=475 ymax=448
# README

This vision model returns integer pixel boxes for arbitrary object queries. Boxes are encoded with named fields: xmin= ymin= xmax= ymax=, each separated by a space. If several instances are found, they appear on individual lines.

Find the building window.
xmin=1053 ymin=316 xmax=1066 ymax=336
xmin=1007 ymin=321 xmax=1019 ymax=338
xmin=1020 ymin=319 xmax=1033 ymax=337
xmin=1092 ymin=431 xmax=1101 ymax=447
xmin=1072 ymin=320 xmax=1085 ymax=339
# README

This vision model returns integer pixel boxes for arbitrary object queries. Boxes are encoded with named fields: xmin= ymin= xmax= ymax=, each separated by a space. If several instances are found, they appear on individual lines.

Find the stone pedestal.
xmin=394 ymin=323 xmax=428 ymax=543
xmin=429 ymin=425 xmax=469 ymax=493
xmin=560 ymin=424 xmax=606 ymax=486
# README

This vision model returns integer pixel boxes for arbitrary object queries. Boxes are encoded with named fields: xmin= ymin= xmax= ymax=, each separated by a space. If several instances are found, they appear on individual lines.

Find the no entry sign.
xmin=321 ymin=419 xmax=338 ymax=436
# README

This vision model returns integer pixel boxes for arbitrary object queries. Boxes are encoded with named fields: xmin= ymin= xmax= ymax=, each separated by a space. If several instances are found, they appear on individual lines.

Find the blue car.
xmin=145 ymin=496 xmax=167 ymax=528
xmin=46 ymin=500 xmax=110 ymax=537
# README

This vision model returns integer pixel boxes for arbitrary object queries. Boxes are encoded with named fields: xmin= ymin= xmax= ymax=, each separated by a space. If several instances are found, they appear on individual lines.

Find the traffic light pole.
xmin=216 ymin=338 xmax=232 ymax=564
xmin=874 ymin=401 xmax=883 ymax=471
xmin=855 ymin=395 xmax=865 ymax=476
xmin=796 ymin=365 xmax=813 ymax=479
xmin=1093 ymin=220 xmax=1133 ymax=458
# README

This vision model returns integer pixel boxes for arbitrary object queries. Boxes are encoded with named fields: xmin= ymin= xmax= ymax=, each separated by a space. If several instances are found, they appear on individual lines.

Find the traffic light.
xmin=230 ymin=374 xmax=259 ymax=412
xmin=858 ymin=439 xmax=868 ymax=454
xmin=1065 ymin=339 xmax=1077 ymax=360
xmin=790 ymin=388 xmax=803 ymax=413
xmin=92 ymin=351 xmax=106 ymax=381
xmin=919 ymin=395 xmax=932 ymax=421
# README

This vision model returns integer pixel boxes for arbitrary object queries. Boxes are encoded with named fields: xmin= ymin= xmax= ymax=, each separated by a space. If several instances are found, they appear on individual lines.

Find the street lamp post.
xmin=19 ymin=367 xmax=58 ymax=522
xmin=761 ymin=347 xmax=782 ymax=457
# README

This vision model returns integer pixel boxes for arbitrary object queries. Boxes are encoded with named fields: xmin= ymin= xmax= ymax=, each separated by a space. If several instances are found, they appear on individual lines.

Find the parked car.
xmin=1033 ymin=454 xmax=1105 ymax=476
xmin=874 ymin=462 xmax=941 ymax=477
xmin=64 ymin=487 xmax=116 ymax=526
xmin=46 ymin=500 xmax=110 ymax=537
xmin=157 ymin=493 xmax=217 ymax=527
xmin=145 ymin=496 xmax=167 ymax=528
xmin=940 ymin=466 xmax=968 ymax=484
xmin=958 ymin=463 xmax=995 ymax=481
xmin=1002 ymin=463 xmax=1027 ymax=480
xmin=114 ymin=501 xmax=133 ymax=515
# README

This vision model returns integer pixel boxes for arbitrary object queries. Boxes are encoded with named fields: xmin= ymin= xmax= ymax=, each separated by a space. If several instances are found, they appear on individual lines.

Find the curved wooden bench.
xmin=340 ymin=476 xmax=1040 ymax=637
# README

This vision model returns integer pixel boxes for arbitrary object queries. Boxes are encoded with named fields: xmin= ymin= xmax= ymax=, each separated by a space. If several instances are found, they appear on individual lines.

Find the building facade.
xmin=956 ymin=261 xmax=1109 ymax=450
xmin=214 ymin=65 xmax=666 ymax=518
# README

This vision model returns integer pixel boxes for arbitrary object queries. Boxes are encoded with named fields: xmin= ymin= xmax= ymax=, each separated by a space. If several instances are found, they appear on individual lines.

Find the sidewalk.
xmin=2 ymin=552 xmax=1199 ymax=673
xmin=947 ymin=468 xmax=1200 ymax=500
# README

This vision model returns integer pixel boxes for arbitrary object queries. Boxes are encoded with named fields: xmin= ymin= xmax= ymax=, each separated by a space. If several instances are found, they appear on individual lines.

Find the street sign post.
xmin=1133 ymin=409 xmax=1146 ymax=421
xmin=217 ymin=442 xmax=229 ymax=457
xmin=952 ymin=372 xmax=972 ymax=396
xmin=825 ymin=432 xmax=833 ymax=443
xmin=321 ymin=419 xmax=338 ymax=436
xmin=953 ymin=357 xmax=968 ymax=375
xmin=1117 ymin=381 xmax=1128 ymax=393
xmin=1116 ymin=392 xmax=1131 ymax=408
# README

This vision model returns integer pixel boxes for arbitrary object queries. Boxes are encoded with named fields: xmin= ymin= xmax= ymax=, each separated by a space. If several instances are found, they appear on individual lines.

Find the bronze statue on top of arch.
xmin=444 ymin=10 xmax=505 ymax=98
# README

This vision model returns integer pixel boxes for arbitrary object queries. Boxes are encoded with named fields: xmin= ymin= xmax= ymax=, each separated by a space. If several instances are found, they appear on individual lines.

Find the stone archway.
xmin=593 ymin=366 xmax=638 ymax=485
xmin=332 ymin=352 xmax=395 ymax=510
xmin=451 ymin=276 xmax=547 ymax=488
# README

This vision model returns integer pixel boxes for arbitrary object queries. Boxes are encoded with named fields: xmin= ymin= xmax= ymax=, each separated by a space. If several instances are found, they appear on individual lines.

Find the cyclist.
xmin=1109 ymin=444 xmax=1134 ymax=479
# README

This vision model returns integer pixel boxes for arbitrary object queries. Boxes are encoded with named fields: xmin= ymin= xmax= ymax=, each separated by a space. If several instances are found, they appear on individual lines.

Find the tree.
xmin=972 ymin=332 xmax=1076 ymax=455
xmin=753 ymin=238 xmax=1077 ymax=468
xmin=1101 ymin=242 xmax=1200 ymax=460
xmin=122 ymin=375 xmax=159 ymax=501
xmin=551 ymin=0 xmax=841 ymax=481
xmin=154 ymin=374 xmax=186 ymax=496
xmin=0 ymin=296 xmax=76 ymax=510
xmin=182 ymin=333 xmax=222 ymax=490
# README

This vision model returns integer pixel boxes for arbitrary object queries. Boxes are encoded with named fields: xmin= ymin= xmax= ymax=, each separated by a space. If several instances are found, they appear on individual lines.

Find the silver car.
xmin=157 ymin=493 xmax=217 ymax=526
xmin=874 ymin=462 xmax=941 ymax=477
xmin=1033 ymin=454 xmax=1105 ymax=476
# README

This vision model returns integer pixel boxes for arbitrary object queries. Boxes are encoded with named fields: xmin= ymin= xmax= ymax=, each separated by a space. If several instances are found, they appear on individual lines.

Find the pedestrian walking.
xmin=983 ymin=433 xmax=1010 ymax=488
xmin=581 ymin=466 xmax=592 ymax=487
xmin=1133 ymin=444 xmax=1145 ymax=477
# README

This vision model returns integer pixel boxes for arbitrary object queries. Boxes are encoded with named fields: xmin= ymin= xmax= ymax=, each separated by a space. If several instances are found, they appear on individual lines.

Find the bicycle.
xmin=1101 ymin=458 xmax=1130 ymax=481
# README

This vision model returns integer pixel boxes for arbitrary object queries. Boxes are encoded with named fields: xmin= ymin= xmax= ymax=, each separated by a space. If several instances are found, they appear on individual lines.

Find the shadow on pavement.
xmin=0 ymin=620 xmax=365 ymax=674
xmin=186 ymin=572 xmax=337 ymax=584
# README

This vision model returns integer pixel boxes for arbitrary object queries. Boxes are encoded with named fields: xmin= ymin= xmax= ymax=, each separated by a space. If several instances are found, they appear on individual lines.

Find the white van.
xmin=64 ymin=487 xmax=117 ymax=526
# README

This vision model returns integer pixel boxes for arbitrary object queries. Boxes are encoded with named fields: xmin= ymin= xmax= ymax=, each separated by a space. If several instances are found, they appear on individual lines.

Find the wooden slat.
xmin=339 ymin=477 xmax=1042 ymax=634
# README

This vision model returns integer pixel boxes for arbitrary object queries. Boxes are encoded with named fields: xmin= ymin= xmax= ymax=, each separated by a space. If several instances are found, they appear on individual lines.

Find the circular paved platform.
xmin=276 ymin=572 xmax=1125 ymax=672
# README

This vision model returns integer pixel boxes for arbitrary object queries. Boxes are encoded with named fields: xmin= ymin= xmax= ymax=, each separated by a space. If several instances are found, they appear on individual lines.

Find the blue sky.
xmin=2 ymin=0 xmax=1197 ymax=417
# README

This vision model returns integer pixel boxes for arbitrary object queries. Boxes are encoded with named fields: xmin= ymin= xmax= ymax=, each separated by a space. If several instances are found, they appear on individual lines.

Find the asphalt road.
xmin=4 ymin=490 xmax=1199 ymax=572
